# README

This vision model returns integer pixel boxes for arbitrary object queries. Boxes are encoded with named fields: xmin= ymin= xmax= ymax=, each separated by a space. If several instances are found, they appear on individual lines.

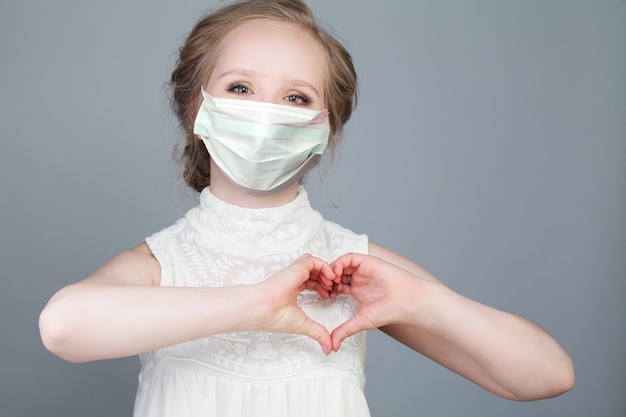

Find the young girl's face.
xmin=206 ymin=19 xmax=326 ymax=111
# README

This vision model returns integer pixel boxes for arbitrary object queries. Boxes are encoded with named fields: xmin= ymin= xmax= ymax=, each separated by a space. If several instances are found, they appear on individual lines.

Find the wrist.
xmin=202 ymin=284 xmax=270 ymax=334
xmin=238 ymin=282 xmax=274 ymax=332
xmin=403 ymin=279 xmax=450 ymax=330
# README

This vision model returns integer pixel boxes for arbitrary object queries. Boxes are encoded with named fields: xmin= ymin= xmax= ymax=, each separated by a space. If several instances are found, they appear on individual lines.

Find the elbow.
xmin=541 ymin=352 xmax=576 ymax=400
xmin=514 ymin=355 xmax=576 ymax=401
xmin=39 ymin=304 xmax=89 ymax=363
xmin=552 ymin=356 xmax=576 ymax=397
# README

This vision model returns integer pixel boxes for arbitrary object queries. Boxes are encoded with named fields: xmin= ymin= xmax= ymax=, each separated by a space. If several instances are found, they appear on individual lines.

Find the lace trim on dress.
xmin=185 ymin=186 xmax=324 ymax=257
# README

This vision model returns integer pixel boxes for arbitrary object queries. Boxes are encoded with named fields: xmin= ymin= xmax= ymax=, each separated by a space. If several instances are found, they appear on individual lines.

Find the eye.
xmin=285 ymin=94 xmax=310 ymax=105
xmin=228 ymin=84 xmax=252 ymax=95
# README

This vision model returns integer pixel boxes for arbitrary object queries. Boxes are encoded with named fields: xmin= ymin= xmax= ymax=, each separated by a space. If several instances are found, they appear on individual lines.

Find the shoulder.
xmin=144 ymin=218 xmax=188 ymax=259
xmin=322 ymin=219 xmax=364 ymax=236
xmin=146 ymin=218 xmax=187 ymax=246
xmin=85 ymin=242 xmax=161 ymax=286
xmin=322 ymin=219 xmax=369 ymax=257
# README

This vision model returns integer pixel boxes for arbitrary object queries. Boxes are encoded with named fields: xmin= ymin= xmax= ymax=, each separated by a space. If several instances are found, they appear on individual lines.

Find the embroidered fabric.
xmin=134 ymin=186 xmax=370 ymax=417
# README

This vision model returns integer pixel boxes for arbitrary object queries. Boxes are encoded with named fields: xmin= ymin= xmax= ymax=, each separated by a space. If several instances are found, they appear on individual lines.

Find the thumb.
xmin=330 ymin=313 xmax=373 ymax=352
xmin=299 ymin=317 xmax=332 ymax=355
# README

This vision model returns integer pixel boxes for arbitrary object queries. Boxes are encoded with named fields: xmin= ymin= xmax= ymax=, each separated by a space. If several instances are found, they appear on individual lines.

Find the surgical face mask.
xmin=193 ymin=89 xmax=330 ymax=193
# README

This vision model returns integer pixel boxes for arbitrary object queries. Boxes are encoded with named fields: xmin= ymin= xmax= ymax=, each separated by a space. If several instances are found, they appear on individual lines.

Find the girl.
xmin=39 ymin=1 xmax=574 ymax=416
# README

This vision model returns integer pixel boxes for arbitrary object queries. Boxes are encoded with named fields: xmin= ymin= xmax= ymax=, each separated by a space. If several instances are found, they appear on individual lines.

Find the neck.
xmin=208 ymin=164 xmax=300 ymax=208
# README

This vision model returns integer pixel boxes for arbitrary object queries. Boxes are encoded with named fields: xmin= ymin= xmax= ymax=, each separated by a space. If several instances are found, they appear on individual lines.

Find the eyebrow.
xmin=216 ymin=69 xmax=256 ymax=79
xmin=284 ymin=77 xmax=321 ymax=99
xmin=216 ymin=68 xmax=321 ymax=99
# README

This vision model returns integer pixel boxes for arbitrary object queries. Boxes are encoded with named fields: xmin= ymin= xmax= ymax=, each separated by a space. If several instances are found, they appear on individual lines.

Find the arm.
xmin=330 ymin=242 xmax=575 ymax=401
xmin=39 ymin=244 xmax=336 ymax=362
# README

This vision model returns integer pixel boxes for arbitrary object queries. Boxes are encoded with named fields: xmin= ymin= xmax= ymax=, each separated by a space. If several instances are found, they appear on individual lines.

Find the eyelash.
xmin=226 ymin=83 xmax=311 ymax=106
xmin=228 ymin=83 xmax=251 ymax=95
xmin=286 ymin=94 xmax=311 ymax=105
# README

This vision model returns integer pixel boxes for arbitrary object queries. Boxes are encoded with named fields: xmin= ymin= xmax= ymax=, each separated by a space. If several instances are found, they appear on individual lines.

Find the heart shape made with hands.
xmin=271 ymin=253 xmax=397 ymax=354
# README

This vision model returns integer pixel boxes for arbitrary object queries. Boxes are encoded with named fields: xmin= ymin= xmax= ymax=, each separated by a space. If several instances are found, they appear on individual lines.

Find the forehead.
xmin=212 ymin=19 xmax=326 ymax=86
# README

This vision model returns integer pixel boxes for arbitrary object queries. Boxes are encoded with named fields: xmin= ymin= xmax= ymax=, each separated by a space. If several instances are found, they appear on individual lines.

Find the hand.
xmin=330 ymin=253 xmax=426 ymax=351
xmin=258 ymin=254 xmax=338 ymax=354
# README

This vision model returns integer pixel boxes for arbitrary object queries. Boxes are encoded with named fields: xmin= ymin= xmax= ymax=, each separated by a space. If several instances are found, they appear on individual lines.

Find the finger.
xmin=336 ymin=280 xmax=354 ymax=296
xmin=330 ymin=313 xmax=374 ymax=351
xmin=299 ymin=316 xmax=332 ymax=355
xmin=332 ymin=266 xmax=356 ymax=287
xmin=304 ymin=272 xmax=330 ymax=290
xmin=303 ymin=279 xmax=330 ymax=299
xmin=302 ymin=256 xmax=337 ymax=294
xmin=330 ymin=254 xmax=361 ymax=279
xmin=313 ymin=272 xmax=334 ymax=291
xmin=329 ymin=282 xmax=342 ymax=299
xmin=300 ymin=255 xmax=336 ymax=283
xmin=314 ymin=259 xmax=336 ymax=283
xmin=328 ymin=278 xmax=353 ymax=298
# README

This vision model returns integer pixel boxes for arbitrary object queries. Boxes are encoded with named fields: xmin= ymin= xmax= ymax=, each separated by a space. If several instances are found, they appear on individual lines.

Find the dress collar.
xmin=185 ymin=186 xmax=324 ymax=256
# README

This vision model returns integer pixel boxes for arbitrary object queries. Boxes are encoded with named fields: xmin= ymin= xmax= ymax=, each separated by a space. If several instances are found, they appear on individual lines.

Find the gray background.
xmin=1 ymin=0 xmax=624 ymax=416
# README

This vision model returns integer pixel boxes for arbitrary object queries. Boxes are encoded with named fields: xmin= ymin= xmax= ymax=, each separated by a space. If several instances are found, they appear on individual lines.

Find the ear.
xmin=195 ymin=134 xmax=203 ymax=141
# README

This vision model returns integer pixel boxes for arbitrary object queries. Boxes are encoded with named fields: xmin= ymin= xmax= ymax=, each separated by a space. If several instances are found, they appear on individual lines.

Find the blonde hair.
xmin=170 ymin=0 xmax=358 ymax=192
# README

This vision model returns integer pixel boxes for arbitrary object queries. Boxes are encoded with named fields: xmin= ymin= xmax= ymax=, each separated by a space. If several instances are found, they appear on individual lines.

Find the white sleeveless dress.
xmin=134 ymin=186 xmax=371 ymax=417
